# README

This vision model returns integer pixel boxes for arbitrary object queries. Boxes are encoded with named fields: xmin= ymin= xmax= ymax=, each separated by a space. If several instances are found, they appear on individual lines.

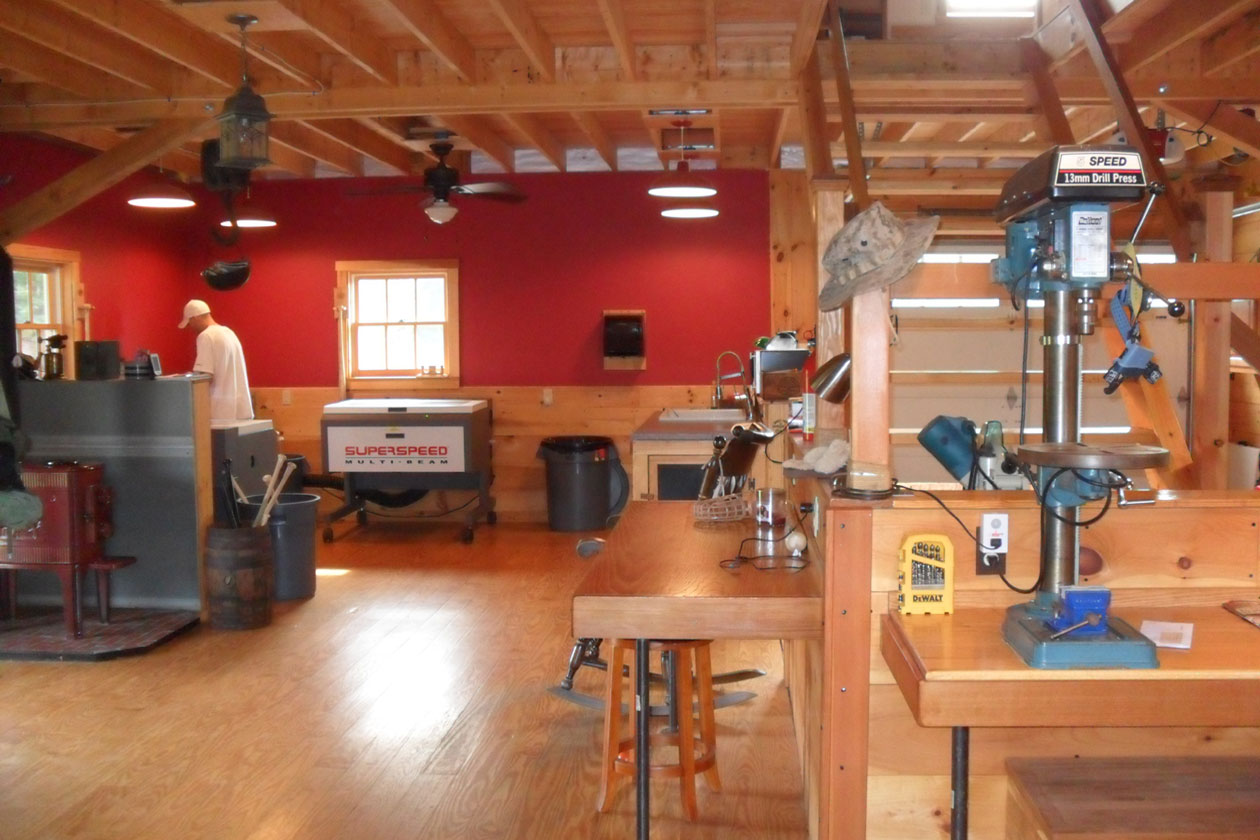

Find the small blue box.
xmin=1049 ymin=585 xmax=1111 ymax=637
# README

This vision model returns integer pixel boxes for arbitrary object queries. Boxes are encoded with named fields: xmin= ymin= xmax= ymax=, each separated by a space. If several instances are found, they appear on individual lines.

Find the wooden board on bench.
xmin=1007 ymin=757 xmax=1260 ymax=839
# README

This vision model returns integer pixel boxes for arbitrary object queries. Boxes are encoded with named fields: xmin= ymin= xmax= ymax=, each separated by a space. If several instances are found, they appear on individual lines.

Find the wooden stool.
xmin=597 ymin=638 xmax=720 ymax=820
xmin=1007 ymin=756 xmax=1260 ymax=839
xmin=84 ymin=556 xmax=136 ymax=624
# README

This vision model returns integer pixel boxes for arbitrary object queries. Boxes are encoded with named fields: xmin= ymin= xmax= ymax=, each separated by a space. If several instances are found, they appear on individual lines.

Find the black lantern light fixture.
xmin=217 ymin=14 xmax=272 ymax=170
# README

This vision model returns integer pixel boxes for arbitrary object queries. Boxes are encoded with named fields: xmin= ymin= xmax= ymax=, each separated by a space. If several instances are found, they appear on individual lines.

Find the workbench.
xmin=571 ymin=501 xmax=823 ymax=838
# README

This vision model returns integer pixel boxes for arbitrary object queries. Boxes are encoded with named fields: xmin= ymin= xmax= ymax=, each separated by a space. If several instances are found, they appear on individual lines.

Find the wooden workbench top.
xmin=881 ymin=605 xmax=1260 ymax=728
xmin=572 ymin=501 xmax=822 ymax=640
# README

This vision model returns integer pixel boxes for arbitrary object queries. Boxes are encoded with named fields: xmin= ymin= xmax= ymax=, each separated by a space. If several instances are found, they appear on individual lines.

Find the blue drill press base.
xmin=1002 ymin=603 xmax=1159 ymax=669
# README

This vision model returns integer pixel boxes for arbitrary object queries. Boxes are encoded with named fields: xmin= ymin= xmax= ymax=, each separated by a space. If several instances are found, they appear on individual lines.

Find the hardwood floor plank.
xmin=0 ymin=518 xmax=809 ymax=839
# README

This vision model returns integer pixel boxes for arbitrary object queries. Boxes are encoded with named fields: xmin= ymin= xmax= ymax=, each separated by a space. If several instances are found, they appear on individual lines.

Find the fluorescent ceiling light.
xmin=661 ymin=200 xmax=719 ymax=219
xmin=220 ymin=202 xmax=276 ymax=228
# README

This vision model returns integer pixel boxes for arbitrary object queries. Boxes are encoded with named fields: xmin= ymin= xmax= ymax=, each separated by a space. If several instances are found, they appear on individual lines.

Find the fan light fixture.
xmin=220 ymin=200 xmax=276 ymax=228
xmin=648 ymin=119 xmax=717 ymax=199
xmin=217 ymin=14 xmax=272 ymax=170
xmin=425 ymin=200 xmax=458 ymax=224
xmin=128 ymin=179 xmax=195 ymax=209
xmin=660 ymin=197 xmax=719 ymax=219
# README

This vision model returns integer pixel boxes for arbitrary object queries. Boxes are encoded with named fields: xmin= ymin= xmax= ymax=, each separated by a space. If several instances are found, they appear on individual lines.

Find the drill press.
xmin=991 ymin=145 xmax=1170 ymax=669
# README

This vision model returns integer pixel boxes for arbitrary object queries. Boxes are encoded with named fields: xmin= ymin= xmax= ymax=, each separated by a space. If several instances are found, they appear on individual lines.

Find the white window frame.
xmin=335 ymin=260 xmax=460 ymax=393
xmin=9 ymin=244 xmax=82 ymax=378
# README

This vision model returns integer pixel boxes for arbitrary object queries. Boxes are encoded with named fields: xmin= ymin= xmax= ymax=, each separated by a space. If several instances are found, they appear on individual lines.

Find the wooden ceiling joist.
xmin=377 ymin=0 xmax=477 ymax=82
xmin=1159 ymin=100 xmax=1260 ymax=160
xmin=438 ymin=115 xmax=516 ymax=172
xmin=45 ymin=0 xmax=246 ymax=89
xmin=1067 ymin=0 xmax=1194 ymax=259
xmin=789 ymin=0 xmax=830 ymax=79
xmin=487 ymin=0 xmax=557 ymax=83
xmin=272 ymin=0 xmax=396 ymax=84
xmin=0 ymin=117 xmax=214 ymax=245
xmin=1119 ymin=0 xmax=1257 ymax=74
xmin=571 ymin=112 xmax=617 ymax=170
xmin=271 ymin=122 xmax=365 ymax=175
xmin=302 ymin=119 xmax=416 ymax=174
xmin=1019 ymin=37 xmax=1075 ymax=145
xmin=0 ymin=29 xmax=148 ymax=101
xmin=503 ymin=112 xmax=565 ymax=171
xmin=595 ymin=0 xmax=637 ymax=81
xmin=825 ymin=1 xmax=868 ymax=209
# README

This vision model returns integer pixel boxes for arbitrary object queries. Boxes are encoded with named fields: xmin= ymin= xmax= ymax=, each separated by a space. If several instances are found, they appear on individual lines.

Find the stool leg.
xmin=597 ymin=640 xmax=625 ymax=813
xmin=676 ymin=646 xmax=698 ymax=820
xmin=95 ymin=569 xmax=110 ymax=624
xmin=0 ymin=569 xmax=14 ymax=620
xmin=695 ymin=643 xmax=721 ymax=791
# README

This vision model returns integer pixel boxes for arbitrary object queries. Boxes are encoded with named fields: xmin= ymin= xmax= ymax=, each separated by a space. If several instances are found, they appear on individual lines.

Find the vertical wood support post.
xmin=821 ymin=503 xmax=873 ymax=840
xmin=1192 ymin=178 xmax=1238 ymax=488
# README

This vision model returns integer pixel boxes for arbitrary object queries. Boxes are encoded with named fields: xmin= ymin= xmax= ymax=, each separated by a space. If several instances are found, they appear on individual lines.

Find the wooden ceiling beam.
xmin=0 ymin=30 xmax=147 ymax=101
xmin=438 ymin=115 xmax=515 ymax=172
xmin=376 ymin=0 xmax=477 ymax=83
xmin=596 ymin=0 xmax=637 ymax=81
xmin=0 ymin=117 xmax=214 ymax=245
xmin=1202 ymin=7 xmax=1260 ymax=75
xmin=45 ymin=0 xmax=244 ymax=88
xmin=704 ymin=0 xmax=718 ymax=81
xmin=789 ymin=0 xmax=829 ymax=79
xmin=1067 ymin=0 xmax=1193 ymax=260
xmin=797 ymin=49 xmax=834 ymax=179
xmin=825 ymin=1 xmax=868 ymax=209
xmin=770 ymin=108 xmax=791 ymax=168
xmin=486 ymin=0 xmax=557 ymax=83
xmin=39 ymin=127 xmax=201 ymax=180
xmin=270 ymin=121 xmax=364 ymax=175
xmin=0 ymin=0 xmax=185 ymax=92
xmin=301 ymin=118 xmax=417 ymax=174
xmin=572 ymin=112 xmax=617 ymax=171
xmin=272 ymin=0 xmax=396 ymax=84
xmin=1020 ymin=38 xmax=1075 ymax=144
xmin=1159 ymin=100 xmax=1260 ymax=159
xmin=1120 ymin=0 xmax=1256 ymax=74
xmin=503 ymin=113 xmax=566 ymax=171
xmin=261 ymin=141 xmax=319 ymax=179
xmin=860 ymin=140 xmax=1048 ymax=158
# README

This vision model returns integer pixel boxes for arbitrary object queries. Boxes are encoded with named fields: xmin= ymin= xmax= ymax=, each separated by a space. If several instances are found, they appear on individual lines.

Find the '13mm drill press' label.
xmin=1055 ymin=151 xmax=1145 ymax=186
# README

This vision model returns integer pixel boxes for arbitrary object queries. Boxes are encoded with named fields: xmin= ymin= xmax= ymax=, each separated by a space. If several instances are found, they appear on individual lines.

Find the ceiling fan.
xmin=350 ymin=133 xmax=525 ymax=224
xmin=419 ymin=138 xmax=524 ymax=223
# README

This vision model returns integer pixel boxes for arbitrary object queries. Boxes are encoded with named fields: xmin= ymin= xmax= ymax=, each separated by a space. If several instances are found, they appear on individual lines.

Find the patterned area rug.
xmin=0 ymin=608 xmax=200 ymax=661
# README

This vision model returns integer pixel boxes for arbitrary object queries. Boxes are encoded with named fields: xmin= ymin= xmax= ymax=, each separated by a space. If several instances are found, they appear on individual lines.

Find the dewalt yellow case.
xmin=898 ymin=534 xmax=954 ymax=615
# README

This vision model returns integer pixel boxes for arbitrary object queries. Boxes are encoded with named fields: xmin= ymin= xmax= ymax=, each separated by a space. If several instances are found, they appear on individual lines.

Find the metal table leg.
xmin=951 ymin=726 xmax=969 ymax=840
xmin=635 ymin=638 xmax=650 ymax=840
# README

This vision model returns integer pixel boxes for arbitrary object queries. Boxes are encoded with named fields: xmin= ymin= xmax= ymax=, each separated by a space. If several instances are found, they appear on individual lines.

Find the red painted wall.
xmin=4 ymin=134 xmax=772 ymax=387
xmin=0 ymin=135 xmax=197 ymax=368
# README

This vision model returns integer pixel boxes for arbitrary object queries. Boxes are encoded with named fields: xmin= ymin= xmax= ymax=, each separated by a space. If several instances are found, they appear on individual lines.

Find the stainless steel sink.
xmin=657 ymin=408 xmax=746 ymax=423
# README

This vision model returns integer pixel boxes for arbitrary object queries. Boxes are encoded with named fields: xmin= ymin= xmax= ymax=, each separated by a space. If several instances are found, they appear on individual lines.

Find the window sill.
xmin=348 ymin=376 xmax=461 ymax=392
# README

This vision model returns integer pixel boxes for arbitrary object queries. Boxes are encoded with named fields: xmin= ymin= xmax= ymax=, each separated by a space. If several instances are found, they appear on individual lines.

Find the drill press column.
xmin=1041 ymin=288 xmax=1082 ymax=597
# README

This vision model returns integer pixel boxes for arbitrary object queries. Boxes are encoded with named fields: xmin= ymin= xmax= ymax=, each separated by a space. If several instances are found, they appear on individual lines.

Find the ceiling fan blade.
xmin=453 ymin=181 xmax=526 ymax=201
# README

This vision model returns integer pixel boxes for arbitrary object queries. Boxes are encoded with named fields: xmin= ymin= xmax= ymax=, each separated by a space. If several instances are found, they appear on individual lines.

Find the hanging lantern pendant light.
xmin=217 ymin=13 xmax=273 ymax=170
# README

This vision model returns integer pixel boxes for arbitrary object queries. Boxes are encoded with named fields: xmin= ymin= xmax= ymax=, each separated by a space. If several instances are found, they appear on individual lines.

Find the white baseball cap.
xmin=179 ymin=299 xmax=211 ymax=329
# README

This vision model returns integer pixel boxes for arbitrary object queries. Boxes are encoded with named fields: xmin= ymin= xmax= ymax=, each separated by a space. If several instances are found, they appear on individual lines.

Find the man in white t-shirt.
xmin=179 ymin=299 xmax=254 ymax=421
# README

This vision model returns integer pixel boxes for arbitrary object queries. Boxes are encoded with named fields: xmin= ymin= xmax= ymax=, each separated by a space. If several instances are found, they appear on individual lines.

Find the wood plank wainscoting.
xmin=799 ymin=484 xmax=1260 ymax=840
xmin=253 ymin=385 xmax=800 ymax=523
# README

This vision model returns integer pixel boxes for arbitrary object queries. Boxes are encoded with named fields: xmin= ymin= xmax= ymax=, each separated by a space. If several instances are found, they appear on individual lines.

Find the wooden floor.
xmin=0 ymin=514 xmax=810 ymax=840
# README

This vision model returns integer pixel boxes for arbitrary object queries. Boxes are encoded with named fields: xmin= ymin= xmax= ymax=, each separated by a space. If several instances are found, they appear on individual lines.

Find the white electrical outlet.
xmin=282 ymin=388 xmax=292 ymax=405
xmin=977 ymin=512 xmax=1009 ymax=575
xmin=541 ymin=388 xmax=554 ymax=406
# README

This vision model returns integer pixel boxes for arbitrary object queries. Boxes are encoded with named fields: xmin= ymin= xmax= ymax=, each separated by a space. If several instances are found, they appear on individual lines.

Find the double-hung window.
xmin=335 ymin=260 xmax=460 ymax=389
xmin=9 ymin=245 xmax=79 ymax=377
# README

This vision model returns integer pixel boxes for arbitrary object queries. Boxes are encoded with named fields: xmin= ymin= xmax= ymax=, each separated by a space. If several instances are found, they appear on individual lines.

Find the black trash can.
xmin=241 ymin=493 xmax=321 ymax=600
xmin=536 ymin=436 xmax=630 ymax=531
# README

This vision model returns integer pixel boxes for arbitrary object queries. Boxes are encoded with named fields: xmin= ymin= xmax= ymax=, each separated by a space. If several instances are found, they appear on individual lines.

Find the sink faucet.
xmin=712 ymin=350 xmax=759 ymax=422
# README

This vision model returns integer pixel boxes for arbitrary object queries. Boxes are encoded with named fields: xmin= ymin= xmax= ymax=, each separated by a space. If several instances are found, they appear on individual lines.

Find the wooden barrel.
xmin=205 ymin=526 xmax=273 ymax=630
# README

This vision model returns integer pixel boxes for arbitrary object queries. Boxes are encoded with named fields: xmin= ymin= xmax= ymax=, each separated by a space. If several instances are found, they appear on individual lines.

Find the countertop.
xmin=632 ymin=416 xmax=741 ymax=441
